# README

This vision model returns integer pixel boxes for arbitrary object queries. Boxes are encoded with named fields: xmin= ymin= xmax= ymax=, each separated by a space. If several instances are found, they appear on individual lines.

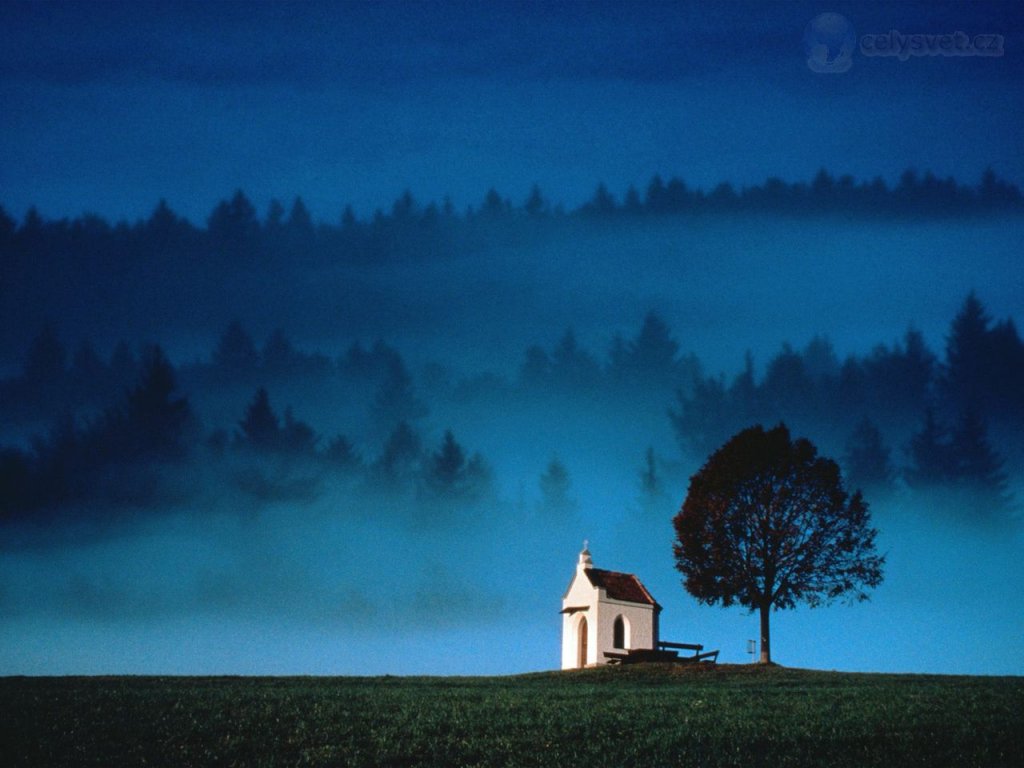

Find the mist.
xmin=3 ymin=0 xmax=1023 ymax=677
xmin=3 ymin=454 xmax=1021 ymax=676
xmin=2 ymin=236 xmax=1022 ymax=675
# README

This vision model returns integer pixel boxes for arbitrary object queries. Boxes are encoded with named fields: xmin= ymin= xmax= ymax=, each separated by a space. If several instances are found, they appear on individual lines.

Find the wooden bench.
xmin=658 ymin=641 xmax=720 ymax=664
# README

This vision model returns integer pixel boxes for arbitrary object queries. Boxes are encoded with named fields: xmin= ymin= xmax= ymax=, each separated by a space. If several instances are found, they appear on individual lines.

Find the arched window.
xmin=613 ymin=615 xmax=627 ymax=649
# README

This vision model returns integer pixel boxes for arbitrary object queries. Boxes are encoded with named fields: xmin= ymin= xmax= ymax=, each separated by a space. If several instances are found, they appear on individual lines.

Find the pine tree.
xmin=426 ymin=430 xmax=466 ymax=496
xmin=375 ymin=421 xmax=422 ymax=485
xmin=325 ymin=434 xmax=361 ymax=470
xmin=372 ymin=352 xmax=427 ymax=429
xmin=905 ymin=409 xmax=955 ymax=488
xmin=615 ymin=312 xmax=680 ymax=388
xmin=24 ymin=324 xmax=66 ymax=386
xmin=261 ymin=329 xmax=297 ymax=374
xmin=949 ymin=409 xmax=1013 ymax=518
xmin=121 ymin=346 xmax=192 ymax=460
xmin=843 ymin=417 xmax=894 ymax=494
xmin=281 ymin=408 xmax=318 ymax=455
xmin=418 ymin=430 xmax=492 ymax=503
xmin=524 ymin=184 xmax=547 ymax=217
xmin=214 ymin=321 xmax=260 ymax=375
xmin=539 ymin=457 xmax=575 ymax=514
xmin=638 ymin=446 xmax=669 ymax=514
xmin=237 ymin=388 xmax=281 ymax=450
xmin=944 ymin=292 xmax=992 ymax=412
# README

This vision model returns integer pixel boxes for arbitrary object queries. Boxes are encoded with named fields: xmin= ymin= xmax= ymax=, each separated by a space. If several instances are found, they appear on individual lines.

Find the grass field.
xmin=1 ymin=664 xmax=1021 ymax=767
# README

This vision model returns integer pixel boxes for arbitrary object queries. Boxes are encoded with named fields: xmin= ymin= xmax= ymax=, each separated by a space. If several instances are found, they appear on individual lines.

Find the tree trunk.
xmin=759 ymin=601 xmax=771 ymax=664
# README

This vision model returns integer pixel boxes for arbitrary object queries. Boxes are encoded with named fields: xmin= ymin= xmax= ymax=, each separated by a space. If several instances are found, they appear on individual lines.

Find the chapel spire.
xmin=578 ymin=540 xmax=593 ymax=569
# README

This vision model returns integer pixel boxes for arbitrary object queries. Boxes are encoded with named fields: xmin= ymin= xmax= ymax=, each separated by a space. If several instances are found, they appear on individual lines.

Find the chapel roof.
xmin=585 ymin=567 xmax=660 ymax=607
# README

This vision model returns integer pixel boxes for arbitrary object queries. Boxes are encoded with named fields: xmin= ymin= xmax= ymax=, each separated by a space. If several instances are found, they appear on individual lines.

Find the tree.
xmin=582 ymin=183 xmax=616 ymax=217
xmin=944 ymin=292 xmax=991 ymax=412
xmin=146 ymin=199 xmax=192 ymax=243
xmin=281 ymin=408 xmax=319 ymax=455
xmin=265 ymin=198 xmax=286 ymax=232
xmin=117 ymin=346 xmax=192 ymax=460
xmin=762 ymin=343 xmax=814 ymax=415
xmin=237 ymin=387 xmax=281 ymax=450
xmin=23 ymin=324 xmax=67 ymax=386
xmin=70 ymin=340 xmax=109 ymax=403
xmin=108 ymin=341 xmax=138 ymax=389
xmin=843 ymin=417 xmax=894 ymax=494
xmin=947 ymin=409 xmax=1013 ymax=520
xmin=610 ymin=311 xmax=681 ymax=388
xmin=371 ymin=350 xmax=427 ymax=430
xmin=480 ymin=188 xmax=507 ymax=217
xmin=0 ymin=205 xmax=16 ymax=243
xmin=550 ymin=329 xmax=600 ymax=391
xmin=669 ymin=374 xmax=730 ymax=459
xmin=942 ymin=293 xmax=1024 ymax=419
xmin=904 ymin=407 xmax=1013 ymax=521
xmin=214 ymin=320 xmax=260 ymax=375
xmin=904 ymin=409 xmax=955 ymax=488
xmin=638 ymin=446 xmax=669 ymax=514
xmin=287 ymin=196 xmax=314 ymax=235
xmin=519 ymin=345 xmax=552 ymax=388
xmin=524 ymin=184 xmax=547 ymax=217
xmin=645 ymin=175 xmax=668 ymax=212
xmin=425 ymin=429 xmax=466 ymax=495
xmin=422 ymin=430 xmax=492 ymax=502
xmin=373 ymin=421 xmax=422 ymax=486
xmin=207 ymin=189 xmax=259 ymax=246
xmin=539 ymin=456 xmax=575 ymax=515
xmin=325 ymin=434 xmax=361 ymax=470
xmin=672 ymin=424 xmax=884 ymax=664
xmin=261 ymin=329 xmax=299 ymax=375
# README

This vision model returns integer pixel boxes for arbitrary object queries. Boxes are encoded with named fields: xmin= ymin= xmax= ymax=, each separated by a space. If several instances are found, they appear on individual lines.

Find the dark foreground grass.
xmin=1 ymin=664 xmax=1021 ymax=767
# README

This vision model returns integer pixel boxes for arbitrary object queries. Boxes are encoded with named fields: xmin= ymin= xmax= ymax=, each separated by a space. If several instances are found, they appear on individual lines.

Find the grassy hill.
xmin=1 ymin=664 xmax=1021 ymax=767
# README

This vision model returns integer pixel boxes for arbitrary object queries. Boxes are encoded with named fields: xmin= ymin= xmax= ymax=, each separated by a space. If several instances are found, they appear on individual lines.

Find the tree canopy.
xmin=672 ymin=424 xmax=884 ymax=663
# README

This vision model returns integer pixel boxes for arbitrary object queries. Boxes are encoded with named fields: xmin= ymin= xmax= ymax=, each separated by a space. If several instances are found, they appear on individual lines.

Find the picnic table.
xmin=657 ymin=640 xmax=720 ymax=663
xmin=603 ymin=641 xmax=719 ymax=665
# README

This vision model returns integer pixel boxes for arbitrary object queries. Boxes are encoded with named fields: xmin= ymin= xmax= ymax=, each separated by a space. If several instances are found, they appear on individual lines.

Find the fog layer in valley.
xmin=2 ymin=207 xmax=1022 ymax=675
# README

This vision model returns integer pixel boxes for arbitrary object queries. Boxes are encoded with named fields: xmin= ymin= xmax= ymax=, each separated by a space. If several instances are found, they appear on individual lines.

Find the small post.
xmin=747 ymin=639 xmax=756 ymax=662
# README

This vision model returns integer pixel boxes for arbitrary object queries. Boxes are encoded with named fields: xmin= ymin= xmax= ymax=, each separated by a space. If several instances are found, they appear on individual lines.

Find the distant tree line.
xmin=1 ymin=295 xmax=1020 ymax=529
xmin=2 ymin=166 xmax=1020 ymax=358
xmin=0 ymin=167 xmax=1018 ymax=287
xmin=0 ymin=333 xmax=492 ymax=521
xmin=670 ymin=293 xmax=1020 ymax=523
xmin=2 ymin=168 xmax=1019 ymax=246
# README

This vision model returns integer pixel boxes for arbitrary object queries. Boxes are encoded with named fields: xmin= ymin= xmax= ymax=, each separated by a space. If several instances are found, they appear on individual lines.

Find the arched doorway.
xmin=578 ymin=616 xmax=589 ymax=667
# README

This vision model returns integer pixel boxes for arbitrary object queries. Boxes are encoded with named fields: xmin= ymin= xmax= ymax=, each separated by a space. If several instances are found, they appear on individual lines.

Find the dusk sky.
xmin=2 ymin=0 xmax=1022 ymax=223
xmin=2 ymin=1 xmax=1023 ymax=678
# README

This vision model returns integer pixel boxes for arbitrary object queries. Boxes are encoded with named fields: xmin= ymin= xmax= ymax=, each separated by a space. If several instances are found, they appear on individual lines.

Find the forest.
xmin=1 ymin=290 xmax=1019 ymax=536
xmin=2 ymin=166 xmax=1022 ymax=545
xmin=1 ymin=165 xmax=1021 ymax=360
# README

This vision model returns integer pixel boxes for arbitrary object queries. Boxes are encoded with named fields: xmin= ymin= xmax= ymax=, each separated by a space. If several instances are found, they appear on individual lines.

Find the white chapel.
xmin=560 ymin=543 xmax=662 ymax=669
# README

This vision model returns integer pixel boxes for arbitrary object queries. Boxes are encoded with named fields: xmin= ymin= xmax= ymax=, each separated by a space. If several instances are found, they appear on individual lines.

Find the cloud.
xmin=0 ymin=1 xmax=832 ymax=88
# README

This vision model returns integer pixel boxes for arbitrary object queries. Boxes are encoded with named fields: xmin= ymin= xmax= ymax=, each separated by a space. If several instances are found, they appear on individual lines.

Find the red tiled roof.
xmin=585 ymin=568 xmax=659 ymax=606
